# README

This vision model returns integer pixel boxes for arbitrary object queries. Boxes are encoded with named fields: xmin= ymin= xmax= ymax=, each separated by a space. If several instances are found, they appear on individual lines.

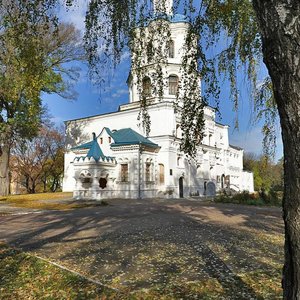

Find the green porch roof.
xmin=86 ymin=139 xmax=105 ymax=161
xmin=72 ymin=136 xmax=113 ymax=162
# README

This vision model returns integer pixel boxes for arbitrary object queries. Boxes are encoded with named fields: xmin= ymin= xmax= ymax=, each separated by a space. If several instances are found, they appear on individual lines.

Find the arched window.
xmin=147 ymin=41 xmax=154 ymax=62
xmin=142 ymin=77 xmax=151 ymax=97
xmin=79 ymin=170 xmax=92 ymax=187
xmin=221 ymin=174 xmax=225 ymax=189
xmin=145 ymin=162 xmax=151 ymax=182
xmin=168 ymin=40 xmax=175 ymax=58
xmin=169 ymin=75 xmax=178 ymax=95
xmin=175 ymin=124 xmax=181 ymax=138
xmin=120 ymin=164 xmax=129 ymax=182
xmin=159 ymin=164 xmax=164 ymax=184
xmin=177 ymin=157 xmax=183 ymax=167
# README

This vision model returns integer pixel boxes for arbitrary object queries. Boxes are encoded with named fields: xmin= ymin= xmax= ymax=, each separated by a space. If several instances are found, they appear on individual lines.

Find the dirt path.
xmin=0 ymin=199 xmax=284 ymax=299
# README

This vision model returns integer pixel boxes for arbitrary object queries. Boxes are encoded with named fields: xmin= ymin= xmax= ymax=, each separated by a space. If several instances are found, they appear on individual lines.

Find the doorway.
xmin=179 ymin=177 xmax=184 ymax=198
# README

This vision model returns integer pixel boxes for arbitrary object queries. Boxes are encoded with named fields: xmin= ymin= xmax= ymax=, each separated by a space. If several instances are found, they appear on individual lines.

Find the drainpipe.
xmin=138 ymin=142 xmax=142 ymax=199
xmin=188 ymin=158 xmax=191 ymax=197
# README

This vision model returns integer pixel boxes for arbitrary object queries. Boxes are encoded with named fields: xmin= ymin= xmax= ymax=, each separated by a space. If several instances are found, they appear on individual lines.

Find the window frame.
xmin=120 ymin=164 xmax=129 ymax=182
xmin=159 ymin=164 xmax=165 ymax=185
xmin=145 ymin=162 xmax=151 ymax=182
xmin=142 ymin=77 xmax=152 ymax=98
xmin=169 ymin=75 xmax=178 ymax=95
xmin=168 ymin=40 xmax=175 ymax=58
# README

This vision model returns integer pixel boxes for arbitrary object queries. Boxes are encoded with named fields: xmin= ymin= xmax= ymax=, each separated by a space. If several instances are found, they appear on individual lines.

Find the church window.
xmin=204 ymin=181 xmax=207 ymax=195
xmin=225 ymin=175 xmax=230 ymax=188
xmin=221 ymin=174 xmax=225 ymax=188
xmin=79 ymin=170 xmax=92 ymax=186
xmin=168 ymin=40 xmax=175 ymax=58
xmin=99 ymin=178 xmax=107 ymax=189
xmin=145 ymin=162 xmax=151 ymax=181
xmin=100 ymin=137 xmax=103 ymax=144
xmin=159 ymin=164 xmax=165 ymax=184
xmin=120 ymin=164 xmax=129 ymax=182
xmin=142 ymin=77 xmax=152 ymax=97
xmin=175 ymin=124 xmax=181 ymax=138
xmin=177 ymin=157 xmax=183 ymax=167
xmin=169 ymin=75 xmax=178 ymax=95
xmin=108 ymin=137 xmax=111 ymax=143
xmin=170 ymin=169 xmax=173 ymax=176
xmin=83 ymin=178 xmax=91 ymax=184
xmin=147 ymin=41 xmax=154 ymax=62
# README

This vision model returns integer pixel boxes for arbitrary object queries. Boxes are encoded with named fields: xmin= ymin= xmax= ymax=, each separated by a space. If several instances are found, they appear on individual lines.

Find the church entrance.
xmin=179 ymin=177 xmax=184 ymax=198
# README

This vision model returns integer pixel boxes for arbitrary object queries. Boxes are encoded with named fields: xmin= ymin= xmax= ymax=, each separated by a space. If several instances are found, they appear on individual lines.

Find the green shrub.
xmin=215 ymin=190 xmax=282 ymax=207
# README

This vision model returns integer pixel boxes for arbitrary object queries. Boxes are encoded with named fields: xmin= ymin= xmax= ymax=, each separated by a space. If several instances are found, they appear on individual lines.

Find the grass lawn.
xmin=0 ymin=236 xmax=283 ymax=300
xmin=0 ymin=192 xmax=106 ymax=210
xmin=0 ymin=242 xmax=117 ymax=299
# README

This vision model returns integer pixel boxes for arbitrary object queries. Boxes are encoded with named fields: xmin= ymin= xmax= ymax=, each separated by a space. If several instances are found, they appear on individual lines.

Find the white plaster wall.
xmin=65 ymin=102 xmax=176 ymax=149
xmin=63 ymin=151 xmax=76 ymax=192
xmin=240 ymin=171 xmax=254 ymax=193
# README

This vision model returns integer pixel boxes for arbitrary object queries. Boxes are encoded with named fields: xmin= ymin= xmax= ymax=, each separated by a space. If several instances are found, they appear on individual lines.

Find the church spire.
xmin=153 ymin=0 xmax=173 ymax=15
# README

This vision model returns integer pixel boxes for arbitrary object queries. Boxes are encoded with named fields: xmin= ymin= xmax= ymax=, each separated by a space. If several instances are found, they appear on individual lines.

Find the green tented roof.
xmin=73 ymin=137 xmax=114 ymax=162
xmin=86 ymin=140 xmax=105 ymax=161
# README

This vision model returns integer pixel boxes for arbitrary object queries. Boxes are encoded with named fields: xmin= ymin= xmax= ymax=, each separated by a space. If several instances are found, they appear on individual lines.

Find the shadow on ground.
xmin=0 ymin=200 xmax=283 ymax=299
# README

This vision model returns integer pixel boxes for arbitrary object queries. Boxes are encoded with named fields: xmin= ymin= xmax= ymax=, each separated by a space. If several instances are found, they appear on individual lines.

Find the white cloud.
xmin=121 ymin=51 xmax=131 ymax=62
xmin=111 ymin=89 xmax=129 ymax=99
xmin=58 ymin=0 xmax=90 ymax=33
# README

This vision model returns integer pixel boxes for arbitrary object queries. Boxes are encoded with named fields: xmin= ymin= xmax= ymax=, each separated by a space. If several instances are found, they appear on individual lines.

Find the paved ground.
xmin=0 ymin=199 xmax=284 ymax=298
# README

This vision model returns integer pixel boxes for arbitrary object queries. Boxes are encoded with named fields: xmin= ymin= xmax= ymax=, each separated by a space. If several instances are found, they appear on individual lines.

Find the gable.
xmin=110 ymin=128 xmax=159 ymax=148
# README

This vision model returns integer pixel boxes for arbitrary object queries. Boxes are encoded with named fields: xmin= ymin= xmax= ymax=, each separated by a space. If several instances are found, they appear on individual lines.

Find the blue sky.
xmin=43 ymin=1 xmax=283 ymax=161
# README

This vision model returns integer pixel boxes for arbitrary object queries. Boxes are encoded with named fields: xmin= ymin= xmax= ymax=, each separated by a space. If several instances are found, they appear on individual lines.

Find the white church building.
xmin=62 ymin=0 xmax=254 ymax=200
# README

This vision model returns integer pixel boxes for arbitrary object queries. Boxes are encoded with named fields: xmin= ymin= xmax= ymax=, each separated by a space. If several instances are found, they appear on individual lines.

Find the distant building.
xmin=63 ymin=0 xmax=254 ymax=199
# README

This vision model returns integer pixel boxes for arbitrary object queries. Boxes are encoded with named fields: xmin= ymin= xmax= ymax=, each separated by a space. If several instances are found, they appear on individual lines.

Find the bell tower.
xmin=153 ymin=0 xmax=173 ymax=15
xmin=124 ymin=0 xmax=193 ymax=107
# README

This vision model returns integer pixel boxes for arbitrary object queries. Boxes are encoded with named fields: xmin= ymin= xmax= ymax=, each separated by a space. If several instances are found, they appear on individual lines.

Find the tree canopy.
xmin=0 ymin=0 xmax=83 ymax=145
xmin=0 ymin=0 xmax=84 ymax=195
xmin=10 ymin=125 xmax=65 ymax=194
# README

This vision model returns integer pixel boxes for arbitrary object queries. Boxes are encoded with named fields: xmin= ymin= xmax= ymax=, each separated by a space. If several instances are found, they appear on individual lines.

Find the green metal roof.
xmin=73 ymin=136 xmax=114 ymax=162
xmin=86 ymin=140 xmax=105 ymax=161
xmin=72 ymin=128 xmax=158 ymax=161
xmin=71 ymin=140 xmax=94 ymax=150
xmin=109 ymin=128 xmax=159 ymax=148
xmin=103 ymin=127 xmax=114 ymax=137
